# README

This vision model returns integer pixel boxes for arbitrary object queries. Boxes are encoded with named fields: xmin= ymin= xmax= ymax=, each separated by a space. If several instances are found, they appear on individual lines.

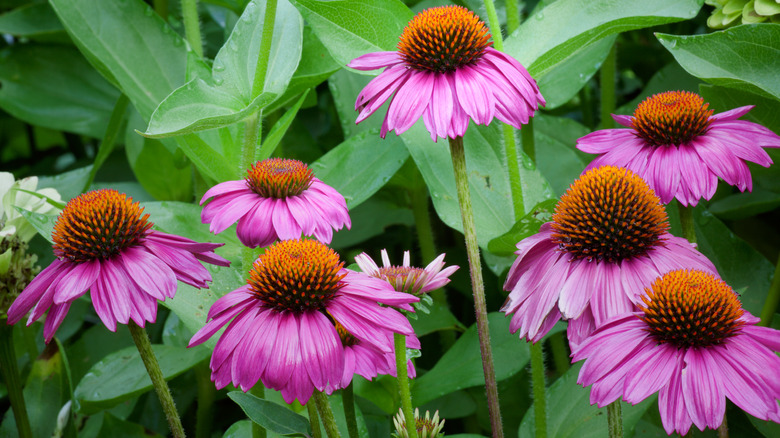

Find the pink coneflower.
xmin=577 ymin=91 xmax=780 ymax=206
xmin=573 ymin=269 xmax=780 ymax=435
xmin=354 ymin=249 xmax=459 ymax=297
xmin=335 ymin=322 xmax=417 ymax=389
xmin=6 ymin=189 xmax=229 ymax=341
xmin=501 ymin=166 xmax=718 ymax=346
xmin=188 ymin=239 xmax=418 ymax=404
xmin=200 ymin=158 xmax=350 ymax=248
xmin=348 ymin=5 xmax=545 ymax=141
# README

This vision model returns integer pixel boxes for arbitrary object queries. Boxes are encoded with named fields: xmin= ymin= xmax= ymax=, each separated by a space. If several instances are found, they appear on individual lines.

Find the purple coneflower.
xmin=577 ymin=91 xmax=780 ymax=206
xmin=336 ymin=322 xmax=417 ymax=388
xmin=502 ymin=166 xmax=717 ymax=347
xmin=200 ymin=158 xmax=350 ymax=248
xmin=188 ymin=239 xmax=418 ymax=404
xmin=348 ymin=5 xmax=545 ymax=141
xmin=354 ymin=249 xmax=458 ymax=297
xmin=573 ymin=269 xmax=780 ymax=435
xmin=6 ymin=189 xmax=229 ymax=341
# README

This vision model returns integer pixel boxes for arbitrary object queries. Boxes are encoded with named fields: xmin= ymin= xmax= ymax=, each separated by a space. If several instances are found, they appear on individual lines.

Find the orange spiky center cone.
xmin=639 ymin=269 xmax=745 ymax=348
xmin=551 ymin=166 xmax=669 ymax=263
xmin=375 ymin=265 xmax=427 ymax=295
xmin=248 ymin=239 xmax=345 ymax=312
xmin=632 ymin=91 xmax=714 ymax=147
xmin=245 ymin=158 xmax=314 ymax=198
xmin=52 ymin=189 xmax=152 ymax=263
xmin=398 ymin=5 xmax=492 ymax=73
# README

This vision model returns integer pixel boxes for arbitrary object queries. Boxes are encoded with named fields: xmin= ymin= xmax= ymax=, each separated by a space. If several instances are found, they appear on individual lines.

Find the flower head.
xmin=393 ymin=408 xmax=446 ymax=438
xmin=501 ymin=166 xmax=718 ymax=346
xmin=355 ymin=249 xmax=458 ymax=297
xmin=573 ymin=269 xmax=780 ymax=435
xmin=200 ymin=158 xmax=350 ymax=248
xmin=0 ymin=172 xmax=62 ymax=242
xmin=348 ymin=5 xmax=545 ymax=141
xmin=6 ymin=189 xmax=230 ymax=341
xmin=188 ymin=239 xmax=419 ymax=404
xmin=576 ymin=91 xmax=780 ymax=206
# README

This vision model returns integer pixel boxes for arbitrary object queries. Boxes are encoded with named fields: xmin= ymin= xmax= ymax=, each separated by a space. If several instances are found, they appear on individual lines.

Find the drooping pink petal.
xmin=7 ymin=260 xmax=70 ymax=324
xmin=53 ymin=259 xmax=100 ymax=304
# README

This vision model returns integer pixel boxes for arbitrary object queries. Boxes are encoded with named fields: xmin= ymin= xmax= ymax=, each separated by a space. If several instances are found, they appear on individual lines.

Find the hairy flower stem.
xmin=313 ymin=391 xmax=342 ymax=438
xmin=0 ymin=323 xmax=32 ymax=438
xmin=181 ymin=0 xmax=203 ymax=58
xmin=195 ymin=363 xmax=215 ymax=438
xmin=759 ymin=254 xmax=780 ymax=327
xmin=530 ymin=342 xmax=547 ymax=438
xmin=448 ymin=136 xmax=504 ymax=438
xmin=677 ymin=202 xmax=696 ymax=244
xmin=600 ymin=43 xmax=617 ymax=129
xmin=607 ymin=402 xmax=623 ymax=438
xmin=395 ymin=333 xmax=418 ymax=438
xmin=342 ymin=383 xmax=359 ymax=438
xmin=308 ymin=402 xmax=322 ymax=438
xmin=250 ymin=385 xmax=267 ymax=438
xmin=128 ymin=321 xmax=185 ymax=438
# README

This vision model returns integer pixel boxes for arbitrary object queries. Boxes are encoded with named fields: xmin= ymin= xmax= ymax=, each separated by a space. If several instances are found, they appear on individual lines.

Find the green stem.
xmin=308 ymin=401 xmax=322 ymax=438
xmin=717 ymin=417 xmax=729 ymax=438
xmin=181 ymin=0 xmax=203 ymax=58
xmin=521 ymin=117 xmax=535 ymax=164
xmin=240 ymin=113 xmax=262 ymax=178
xmin=759 ymin=254 xmax=780 ymax=327
xmin=410 ymin=182 xmax=436 ymax=265
xmin=677 ymin=201 xmax=696 ymax=244
xmin=505 ymin=0 xmax=521 ymax=34
xmin=195 ymin=362 xmax=215 ymax=438
xmin=312 ymin=391 xmax=341 ymax=438
xmin=548 ymin=333 xmax=570 ymax=375
xmin=83 ymin=94 xmax=129 ymax=192
xmin=394 ymin=333 xmax=417 ymax=438
xmin=251 ymin=0 xmax=278 ymax=98
xmin=342 ymin=383 xmax=359 ymax=438
xmin=600 ymin=42 xmax=617 ymax=129
xmin=250 ymin=385 xmax=267 ymax=438
xmin=127 ymin=321 xmax=185 ymax=438
xmin=607 ymin=402 xmax=623 ymax=438
xmin=448 ymin=137 xmax=504 ymax=438
xmin=530 ymin=342 xmax=547 ymax=438
xmin=0 ymin=323 xmax=32 ymax=438
xmin=484 ymin=0 xmax=525 ymax=218
xmin=579 ymin=86 xmax=594 ymax=129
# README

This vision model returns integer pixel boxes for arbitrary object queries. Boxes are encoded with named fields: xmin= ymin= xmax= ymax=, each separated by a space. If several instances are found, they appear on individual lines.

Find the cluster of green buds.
xmin=0 ymin=233 xmax=39 ymax=320
xmin=705 ymin=0 xmax=780 ymax=28
xmin=392 ymin=408 xmax=445 ymax=438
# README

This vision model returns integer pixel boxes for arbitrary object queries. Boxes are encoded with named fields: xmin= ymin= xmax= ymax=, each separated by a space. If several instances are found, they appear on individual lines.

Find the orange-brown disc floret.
xmin=632 ymin=91 xmax=714 ymax=147
xmin=398 ymin=6 xmax=492 ymax=73
xmin=551 ymin=166 xmax=669 ymax=263
xmin=376 ymin=265 xmax=426 ymax=295
xmin=248 ymin=239 xmax=345 ymax=312
xmin=334 ymin=320 xmax=358 ymax=347
xmin=639 ymin=269 xmax=744 ymax=348
xmin=52 ymin=189 xmax=152 ymax=263
xmin=245 ymin=158 xmax=314 ymax=198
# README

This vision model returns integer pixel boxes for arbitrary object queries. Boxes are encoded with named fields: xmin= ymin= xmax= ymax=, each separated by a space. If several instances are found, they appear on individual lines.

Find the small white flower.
xmin=0 ymin=172 xmax=62 ymax=242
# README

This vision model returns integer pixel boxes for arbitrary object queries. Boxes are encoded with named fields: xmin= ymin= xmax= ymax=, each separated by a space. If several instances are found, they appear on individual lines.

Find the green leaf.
xmin=533 ymin=114 xmax=592 ymax=196
xmin=289 ymin=0 xmax=412 ymax=67
xmin=97 ymin=412 xmax=163 ymax=438
xmin=144 ymin=0 xmax=303 ymax=137
xmin=0 ymin=45 xmax=120 ymax=138
xmin=657 ymin=24 xmax=780 ymax=101
xmin=505 ymin=0 xmax=702 ymax=83
xmin=518 ymin=362 xmax=654 ymax=437
xmin=749 ymin=414 xmax=780 ymax=438
xmin=14 ymin=207 xmax=56 ymax=244
xmin=410 ymin=300 xmax=466 ymax=337
xmin=37 ymin=166 xmax=93 ymax=201
xmin=330 ymin=197 xmax=414 ymax=249
xmin=708 ymin=190 xmax=780 ymax=220
xmin=402 ymin=122 xmax=554 ymax=248
xmin=0 ymin=3 xmax=64 ymax=38
xmin=616 ymin=63 xmax=701 ymax=115
xmin=227 ymin=392 xmax=311 ymax=437
xmin=259 ymin=90 xmax=311 ymax=161
xmin=310 ymin=130 xmax=410 ymax=209
xmin=412 ymin=312 xmax=534 ymax=406
xmin=74 ymin=344 xmax=210 ymax=414
xmin=487 ymin=199 xmax=556 ymax=256
xmin=699 ymin=84 xmax=780 ymax=135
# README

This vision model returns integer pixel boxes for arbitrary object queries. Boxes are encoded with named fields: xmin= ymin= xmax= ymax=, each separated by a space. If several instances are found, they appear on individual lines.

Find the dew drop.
xmin=214 ymin=77 xmax=224 ymax=86
xmin=228 ymin=40 xmax=238 ymax=52
xmin=144 ymin=6 xmax=154 ymax=16
xmin=535 ymin=12 xmax=544 ymax=20
xmin=172 ymin=37 xmax=183 ymax=47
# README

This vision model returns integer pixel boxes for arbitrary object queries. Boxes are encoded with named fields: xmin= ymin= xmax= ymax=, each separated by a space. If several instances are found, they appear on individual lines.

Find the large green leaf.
xmin=402 ymin=122 xmax=554 ymax=248
xmin=657 ymin=24 xmax=780 ymax=101
xmin=144 ymin=0 xmax=303 ymax=137
xmin=97 ymin=413 xmax=163 ymax=438
xmin=228 ymin=392 xmax=311 ymax=437
xmin=0 ymin=45 xmax=120 ymax=138
xmin=412 ymin=312 xmax=536 ymax=406
xmin=518 ymin=362 xmax=654 ymax=437
xmin=74 ymin=344 xmax=210 ymax=414
xmin=0 ymin=3 xmax=65 ymax=39
xmin=532 ymin=114 xmax=592 ymax=196
xmin=487 ymin=199 xmax=556 ymax=257
xmin=310 ymin=130 xmax=409 ymax=209
xmin=289 ymin=0 xmax=412 ymax=67
xmin=505 ymin=0 xmax=702 ymax=85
